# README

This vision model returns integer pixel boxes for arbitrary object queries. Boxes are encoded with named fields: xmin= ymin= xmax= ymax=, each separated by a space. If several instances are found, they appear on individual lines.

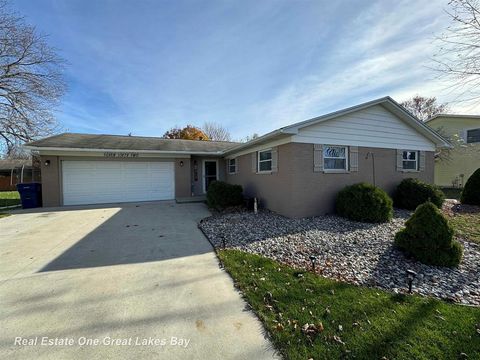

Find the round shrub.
xmin=393 ymin=178 xmax=445 ymax=210
xmin=336 ymin=183 xmax=393 ymax=223
xmin=394 ymin=201 xmax=462 ymax=267
xmin=206 ymin=181 xmax=243 ymax=210
xmin=461 ymin=168 xmax=480 ymax=205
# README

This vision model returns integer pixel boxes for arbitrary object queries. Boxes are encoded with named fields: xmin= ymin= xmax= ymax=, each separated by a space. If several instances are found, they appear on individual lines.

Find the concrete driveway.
xmin=0 ymin=201 xmax=277 ymax=360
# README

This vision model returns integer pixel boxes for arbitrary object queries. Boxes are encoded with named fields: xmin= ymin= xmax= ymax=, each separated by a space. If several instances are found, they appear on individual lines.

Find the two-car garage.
xmin=25 ymin=132 xmax=234 ymax=207
xmin=61 ymin=160 xmax=175 ymax=206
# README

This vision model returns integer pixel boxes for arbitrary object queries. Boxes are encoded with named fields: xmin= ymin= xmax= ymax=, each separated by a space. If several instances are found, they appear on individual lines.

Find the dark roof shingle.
xmin=25 ymin=133 xmax=238 ymax=153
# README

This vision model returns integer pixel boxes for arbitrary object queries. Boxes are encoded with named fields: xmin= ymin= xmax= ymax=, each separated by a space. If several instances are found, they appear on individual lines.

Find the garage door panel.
xmin=62 ymin=161 xmax=175 ymax=205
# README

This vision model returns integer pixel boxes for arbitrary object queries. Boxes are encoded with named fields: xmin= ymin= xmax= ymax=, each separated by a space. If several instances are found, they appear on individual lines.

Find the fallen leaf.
xmin=333 ymin=335 xmax=345 ymax=345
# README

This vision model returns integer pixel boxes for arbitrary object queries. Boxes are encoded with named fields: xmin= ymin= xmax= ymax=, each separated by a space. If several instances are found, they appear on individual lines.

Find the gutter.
xmin=222 ymin=129 xmax=294 ymax=156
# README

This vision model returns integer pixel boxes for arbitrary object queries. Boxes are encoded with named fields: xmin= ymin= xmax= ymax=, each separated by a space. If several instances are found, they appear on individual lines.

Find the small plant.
xmin=206 ymin=181 xmax=243 ymax=210
xmin=395 ymin=202 xmax=462 ymax=267
xmin=336 ymin=183 xmax=393 ymax=223
xmin=394 ymin=178 xmax=445 ymax=210
xmin=461 ymin=168 xmax=480 ymax=205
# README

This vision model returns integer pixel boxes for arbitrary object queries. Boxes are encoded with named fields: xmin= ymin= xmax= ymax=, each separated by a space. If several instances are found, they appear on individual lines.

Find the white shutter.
xmin=396 ymin=149 xmax=403 ymax=172
xmin=271 ymin=147 xmax=278 ymax=173
xmin=251 ymin=152 xmax=257 ymax=173
xmin=349 ymin=146 xmax=358 ymax=172
xmin=419 ymin=151 xmax=426 ymax=171
xmin=313 ymin=144 xmax=323 ymax=172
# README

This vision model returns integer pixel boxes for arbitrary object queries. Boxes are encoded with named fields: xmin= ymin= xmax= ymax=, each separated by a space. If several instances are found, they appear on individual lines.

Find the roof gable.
xmin=283 ymin=97 xmax=449 ymax=147
xmin=291 ymin=104 xmax=437 ymax=151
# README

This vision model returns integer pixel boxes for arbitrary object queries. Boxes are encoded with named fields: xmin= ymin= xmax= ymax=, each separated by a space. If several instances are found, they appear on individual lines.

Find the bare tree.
xmin=434 ymin=0 xmax=480 ymax=99
xmin=239 ymin=133 xmax=259 ymax=143
xmin=400 ymin=95 xmax=448 ymax=121
xmin=202 ymin=121 xmax=231 ymax=141
xmin=0 ymin=1 xmax=65 ymax=156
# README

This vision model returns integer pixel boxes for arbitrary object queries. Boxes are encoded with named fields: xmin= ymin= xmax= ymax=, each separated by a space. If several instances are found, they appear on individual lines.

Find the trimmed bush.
xmin=336 ymin=183 xmax=393 ymax=223
xmin=206 ymin=181 xmax=243 ymax=210
xmin=461 ymin=168 xmax=480 ymax=205
xmin=395 ymin=202 xmax=462 ymax=267
xmin=394 ymin=178 xmax=445 ymax=210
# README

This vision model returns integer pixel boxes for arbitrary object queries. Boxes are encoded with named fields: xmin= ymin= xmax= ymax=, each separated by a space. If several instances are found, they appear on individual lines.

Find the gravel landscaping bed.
xmin=199 ymin=209 xmax=480 ymax=306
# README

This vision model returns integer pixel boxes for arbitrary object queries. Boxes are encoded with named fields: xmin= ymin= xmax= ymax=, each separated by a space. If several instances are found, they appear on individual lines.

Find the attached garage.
xmin=62 ymin=160 xmax=175 ymax=205
xmin=23 ymin=133 xmax=236 ymax=207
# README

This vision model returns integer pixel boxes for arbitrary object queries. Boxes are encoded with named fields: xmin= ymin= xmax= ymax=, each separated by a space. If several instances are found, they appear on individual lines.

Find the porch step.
xmin=176 ymin=196 xmax=206 ymax=204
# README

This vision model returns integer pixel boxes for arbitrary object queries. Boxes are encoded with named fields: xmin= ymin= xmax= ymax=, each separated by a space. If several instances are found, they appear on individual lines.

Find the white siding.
xmin=292 ymin=105 xmax=436 ymax=151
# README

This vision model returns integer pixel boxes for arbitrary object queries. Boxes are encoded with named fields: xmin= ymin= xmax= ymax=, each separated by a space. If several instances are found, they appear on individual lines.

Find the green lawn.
xmin=0 ymin=191 xmax=20 ymax=208
xmin=449 ymin=213 xmax=480 ymax=244
xmin=219 ymin=250 xmax=480 ymax=360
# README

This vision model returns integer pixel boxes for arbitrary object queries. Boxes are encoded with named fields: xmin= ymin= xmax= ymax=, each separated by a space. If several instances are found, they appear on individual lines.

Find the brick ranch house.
xmin=24 ymin=97 xmax=451 ymax=218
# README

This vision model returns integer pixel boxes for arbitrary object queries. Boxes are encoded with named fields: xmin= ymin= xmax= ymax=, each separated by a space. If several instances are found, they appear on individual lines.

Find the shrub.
xmin=394 ymin=178 xmax=445 ymax=210
xmin=461 ymin=168 xmax=480 ymax=205
xmin=394 ymin=202 xmax=462 ymax=267
xmin=206 ymin=181 xmax=243 ymax=210
xmin=336 ymin=183 xmax=393 ymax=223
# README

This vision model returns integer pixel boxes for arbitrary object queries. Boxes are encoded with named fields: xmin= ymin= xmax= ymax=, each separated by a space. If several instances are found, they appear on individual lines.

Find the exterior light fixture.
xmin=44 ymin=160 xmax=51 ymax=167
xmin=406 ymin=269 xmax=417 ymax=294
xmin=309 ymin=255 xmax=317 ymax=273
xmin=179 ymin=161 xmax=184 ymax=167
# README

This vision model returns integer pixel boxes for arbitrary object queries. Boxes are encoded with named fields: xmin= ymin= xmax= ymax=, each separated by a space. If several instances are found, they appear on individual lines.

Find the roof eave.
xmin=222 ymin=129 xmax=293 ymax=156
xmin=22 ymin=145 xmax=226 ymax=156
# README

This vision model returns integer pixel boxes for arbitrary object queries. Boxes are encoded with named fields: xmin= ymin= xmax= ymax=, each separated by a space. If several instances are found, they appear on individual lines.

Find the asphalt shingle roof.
xmin=26 ymin=133 xmax=238 ymax=153
xmin=0 ymin=159 xmax=32 ymax=170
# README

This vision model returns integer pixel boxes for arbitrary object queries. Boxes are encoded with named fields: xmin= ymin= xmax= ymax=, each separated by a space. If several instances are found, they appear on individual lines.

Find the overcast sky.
xmin=13 ymin=0 xmax=477 ymax=139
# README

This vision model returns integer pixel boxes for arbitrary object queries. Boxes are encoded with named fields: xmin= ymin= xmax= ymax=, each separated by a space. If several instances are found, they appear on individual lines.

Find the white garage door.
xmin=62 ymin=161 xmax=175 ymax=205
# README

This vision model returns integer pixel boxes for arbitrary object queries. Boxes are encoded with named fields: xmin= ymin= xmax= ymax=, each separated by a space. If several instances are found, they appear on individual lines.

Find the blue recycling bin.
xmin=16 ymin=183 xmax=42 ymax=209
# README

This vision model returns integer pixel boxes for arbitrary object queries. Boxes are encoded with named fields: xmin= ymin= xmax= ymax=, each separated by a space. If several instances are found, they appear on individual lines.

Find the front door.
xmin=203 ymin=161 xmax=217 ymax=193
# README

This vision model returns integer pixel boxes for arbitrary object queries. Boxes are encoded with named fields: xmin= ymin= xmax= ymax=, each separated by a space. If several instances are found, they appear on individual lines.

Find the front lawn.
xmin=219 ymin=250 xmax=480 ymax=360
xmin=449 ymin=213 xmax=480 ymax=244
xmin=443 ymin=200 xmax=480 ymax=245
xmin=0 ymin=191 xmax=20 ymax=208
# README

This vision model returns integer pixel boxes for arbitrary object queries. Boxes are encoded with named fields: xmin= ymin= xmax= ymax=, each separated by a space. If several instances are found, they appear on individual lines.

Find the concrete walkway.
xmin=0 ymin=201 xmax=277 ymax=359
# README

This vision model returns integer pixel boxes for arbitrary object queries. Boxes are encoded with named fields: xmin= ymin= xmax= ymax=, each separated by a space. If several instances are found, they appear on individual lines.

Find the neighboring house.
xmin=0 ymin=159 xmax=34 ymax=191
xmin=24 ymin=97 xmax=450 ymax=218
xmin=426 ymin=114 xmax=480 ymax=188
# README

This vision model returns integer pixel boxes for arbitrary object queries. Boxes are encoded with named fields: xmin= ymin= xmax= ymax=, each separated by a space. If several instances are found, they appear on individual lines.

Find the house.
xmin=425 ymin=114 xmax=480 ymax=188
xmin=0 ymin=159 xmax=35 ymax=191
xmin=24 ymin=97 xmax=450 ymax=218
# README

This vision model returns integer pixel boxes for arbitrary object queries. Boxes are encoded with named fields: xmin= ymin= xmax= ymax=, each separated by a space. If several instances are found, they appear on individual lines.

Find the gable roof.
xmin=224 ymin=96 xmax=452 ymax=155
xmin=24 ymin=97 xmax=452 ymax=157
xmin=426 ymin=114 xmax=480 ymax=123
xmin=24 ymin=133 xmax=239 ymax=154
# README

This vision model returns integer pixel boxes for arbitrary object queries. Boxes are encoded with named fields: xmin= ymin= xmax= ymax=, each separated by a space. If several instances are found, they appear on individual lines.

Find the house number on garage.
xmin=103 ymin=152 xmax=140 ymax=158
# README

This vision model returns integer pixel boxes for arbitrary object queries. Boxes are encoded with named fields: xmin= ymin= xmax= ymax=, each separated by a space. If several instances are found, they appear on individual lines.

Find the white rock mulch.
xmin=199 ymin=210 xmax=480 ymax=306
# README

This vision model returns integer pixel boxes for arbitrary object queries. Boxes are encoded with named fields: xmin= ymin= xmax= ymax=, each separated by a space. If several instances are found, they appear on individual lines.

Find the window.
xmin=323 ymin=146 xmax=347 ymax=171
xmin=402 ymin=151 xmax=418 ymax=170
xmin=258 ymin=149 xmax=272 ymax=172
xmin=228 ymin=158 xmax=237 ymax=174
xmin=467 ymin=128 xmax=480 ymax=143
